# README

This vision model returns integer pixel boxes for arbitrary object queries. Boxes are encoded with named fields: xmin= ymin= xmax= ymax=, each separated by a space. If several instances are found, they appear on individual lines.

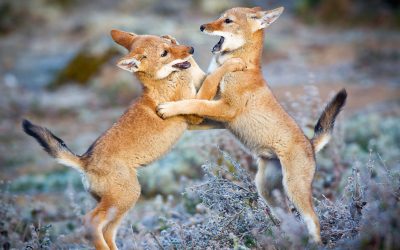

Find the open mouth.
xmin=172 ymin=61 xmax=191 ymax=69
xmin=212 ymin=36 xmax=224 ymax=54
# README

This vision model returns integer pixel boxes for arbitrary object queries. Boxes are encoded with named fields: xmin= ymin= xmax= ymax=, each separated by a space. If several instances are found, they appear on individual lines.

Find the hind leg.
xmin=102 ymin=215 xmax=124 ymax=250
xmin=255 ymin=157 xmax=283 ymax=207
xmin=280 ymin=155 xmax=321 ymax=243
xmin=255 ymin=157 xmax=271 ymax=205
xmin=103 ymin=174 xmax=140 ymax=250
xmin=102 ymin=176 xmax=141 ymax=250
xmin=84 ymin=200 xmax=113 ymax=250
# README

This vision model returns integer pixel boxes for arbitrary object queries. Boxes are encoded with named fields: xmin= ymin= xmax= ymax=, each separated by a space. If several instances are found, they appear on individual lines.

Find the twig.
xmin=264 ymin=206 xmax=280 ymax=227
xmin=191 ymin=179 xmax=253 ymax=194
xmin=212 ymin=208 xmax=245 ymax=241
xmin=149 ymin=232 xmax=164 ymax=250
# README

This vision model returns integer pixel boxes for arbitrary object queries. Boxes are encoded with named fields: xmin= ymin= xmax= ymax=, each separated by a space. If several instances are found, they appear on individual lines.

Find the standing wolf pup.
xmin=156 ymin=7 xmax=347 ymax=243
xmin=22 ymin=30 xmax=244 ymax=250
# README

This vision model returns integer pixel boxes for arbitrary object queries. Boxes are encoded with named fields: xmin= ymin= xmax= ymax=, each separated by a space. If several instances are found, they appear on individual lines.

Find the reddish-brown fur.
xmin=22 ymin=30 xmax=244 ymax=250
xmin=157 ymin=7 xmax=347 ymax=243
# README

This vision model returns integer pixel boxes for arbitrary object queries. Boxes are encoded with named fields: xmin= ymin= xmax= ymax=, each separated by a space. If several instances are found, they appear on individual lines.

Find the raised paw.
xmin=223 ymin=57 xmax=246 ymax=72
xmin=156 ymin=102 xmax=177 ymax=119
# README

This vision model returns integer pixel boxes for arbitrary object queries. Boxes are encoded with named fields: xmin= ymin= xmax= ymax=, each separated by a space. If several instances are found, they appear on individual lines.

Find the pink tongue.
xmin=172 ymin=61 xmax=191 ymax=69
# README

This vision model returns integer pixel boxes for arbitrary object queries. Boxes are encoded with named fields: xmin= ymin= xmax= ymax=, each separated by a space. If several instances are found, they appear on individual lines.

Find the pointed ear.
xmin=248 ymin=7 xmax=284 ymax=31
xmin=116 ymin=56 xmax=141 ymax=73
xmin=111 ymin=29 xmax=137 ymax=50
xmin=161 ymin=35 xmax=179 ymax=45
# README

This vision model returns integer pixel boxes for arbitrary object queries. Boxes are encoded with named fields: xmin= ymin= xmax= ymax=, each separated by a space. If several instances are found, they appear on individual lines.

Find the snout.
xmin=171 ymin=45 xmax=194 ymax=59
xmin=200 ymin=21 xmax=221 ymax=33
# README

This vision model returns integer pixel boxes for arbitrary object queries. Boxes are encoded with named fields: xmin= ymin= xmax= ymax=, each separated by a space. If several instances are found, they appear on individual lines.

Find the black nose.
xmin=200 ymin=25 xmax=205 ymax=32
xmin=189 ymin=47 xmax=194 ymax=54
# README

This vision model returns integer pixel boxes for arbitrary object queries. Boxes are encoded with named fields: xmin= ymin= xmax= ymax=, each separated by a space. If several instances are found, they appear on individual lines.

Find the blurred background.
xmin=0 ymin=0 xmax=399 ymax=249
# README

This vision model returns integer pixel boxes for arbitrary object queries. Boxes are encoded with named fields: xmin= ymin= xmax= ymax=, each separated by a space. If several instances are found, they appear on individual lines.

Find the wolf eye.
xmin=161 ymin=50 xmax=168 ymax=57
xmin=224 ymin=18 xmax=233 ymax=24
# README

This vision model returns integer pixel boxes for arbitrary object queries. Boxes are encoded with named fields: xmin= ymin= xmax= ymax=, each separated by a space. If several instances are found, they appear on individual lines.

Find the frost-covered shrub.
xmin=1 ymin=146 xmax=399 ymax=249
xmin=343 ymin=114 xmax=400 ymax=164
xmin=149 ymin=149 xmax=400 ymax=250
xmin=154 ymin=150 xmax=279 ymax=249
xmin=2 ymin=87 xmax=400 ymax=249
xmin=0 ymin=183 xmax=54 ymax=249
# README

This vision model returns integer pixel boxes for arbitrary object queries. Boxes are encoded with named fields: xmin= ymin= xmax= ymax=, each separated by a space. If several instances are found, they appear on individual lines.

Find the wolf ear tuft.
xmin=116 ymin=57 xmax=141 ymax=73
xmin=161 ymin=35 xmax=179 ymax=45
xmin=111 ymin=29 xmax=137 ymax=50
xmin=260 ymin=7 xmax=284 ymax=28
xmin=250 ymin=7 xmax=284 ymax=31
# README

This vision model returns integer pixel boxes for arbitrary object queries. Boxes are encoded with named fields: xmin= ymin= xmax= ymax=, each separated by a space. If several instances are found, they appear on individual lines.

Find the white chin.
xmin=155 ymin=58 xmax=188 ymax=79
xmin=222 ymin=40 xmax=244 ymax=52
xmin=210 ymin=32 xmax=245 ymax=52
xmin=156 ymin=67 xmax=176 ymax=79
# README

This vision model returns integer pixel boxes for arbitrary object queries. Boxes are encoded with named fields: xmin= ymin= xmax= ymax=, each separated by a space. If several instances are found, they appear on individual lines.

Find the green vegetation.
xmin=48 ymin=48 xmax=118 ymax=90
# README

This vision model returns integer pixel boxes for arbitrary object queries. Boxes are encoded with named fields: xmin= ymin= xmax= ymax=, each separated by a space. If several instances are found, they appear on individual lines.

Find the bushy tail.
xmin=22 ymin=119 xmax=83 ymax=171
xmin=312 ymin=89 xmax=347 ymax=153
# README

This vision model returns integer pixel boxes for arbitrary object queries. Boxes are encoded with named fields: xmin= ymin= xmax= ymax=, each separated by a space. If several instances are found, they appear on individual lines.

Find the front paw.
xmin=156 ymin=102 xmax=177 ymax=119
xmin=223 ymin=58 xmax=246 ymax=72
xmin=186 ymin=115 xmax=203 ymax=125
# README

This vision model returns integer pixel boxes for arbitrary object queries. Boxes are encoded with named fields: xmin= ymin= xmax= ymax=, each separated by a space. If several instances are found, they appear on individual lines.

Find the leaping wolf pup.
xmin=156 ymin=7 xmax=347 ymax=243
xmin=22 ymin=30 xmax=244 ymax=250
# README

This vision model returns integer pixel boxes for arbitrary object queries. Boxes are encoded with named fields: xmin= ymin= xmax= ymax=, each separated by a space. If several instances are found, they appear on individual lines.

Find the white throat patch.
xmin=155 ymin=58 xmax=189 ymax=79
xmin=207 ymin=53 xmax=233 ymax=73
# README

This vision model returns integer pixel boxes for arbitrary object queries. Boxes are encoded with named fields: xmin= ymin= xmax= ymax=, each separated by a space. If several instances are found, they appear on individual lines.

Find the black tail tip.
xmin=22 ymin=119 xmax=39 ymax=138
xmin=22 ymin=119 xmax=33 ymax=133
xmin=336 ymin=88 xmax=348 ymax=105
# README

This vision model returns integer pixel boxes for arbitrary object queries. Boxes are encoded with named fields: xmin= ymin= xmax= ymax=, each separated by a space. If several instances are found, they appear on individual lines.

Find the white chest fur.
xmin=207 ymin=53 xmax=232 ymax=74
xmin=207 ymin=55 xmax=219 ymax=73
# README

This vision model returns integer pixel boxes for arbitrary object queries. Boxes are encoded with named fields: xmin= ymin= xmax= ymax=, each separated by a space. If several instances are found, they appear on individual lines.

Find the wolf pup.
xmin=22 ymin=30 xmax=244 ymax=250
xmin=156 ymin=7 xmax=347 ymax=243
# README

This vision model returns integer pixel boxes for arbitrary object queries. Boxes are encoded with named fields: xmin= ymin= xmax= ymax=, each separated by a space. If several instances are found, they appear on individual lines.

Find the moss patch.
xmin=48 ymin=47 xmax=118 ymax=90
